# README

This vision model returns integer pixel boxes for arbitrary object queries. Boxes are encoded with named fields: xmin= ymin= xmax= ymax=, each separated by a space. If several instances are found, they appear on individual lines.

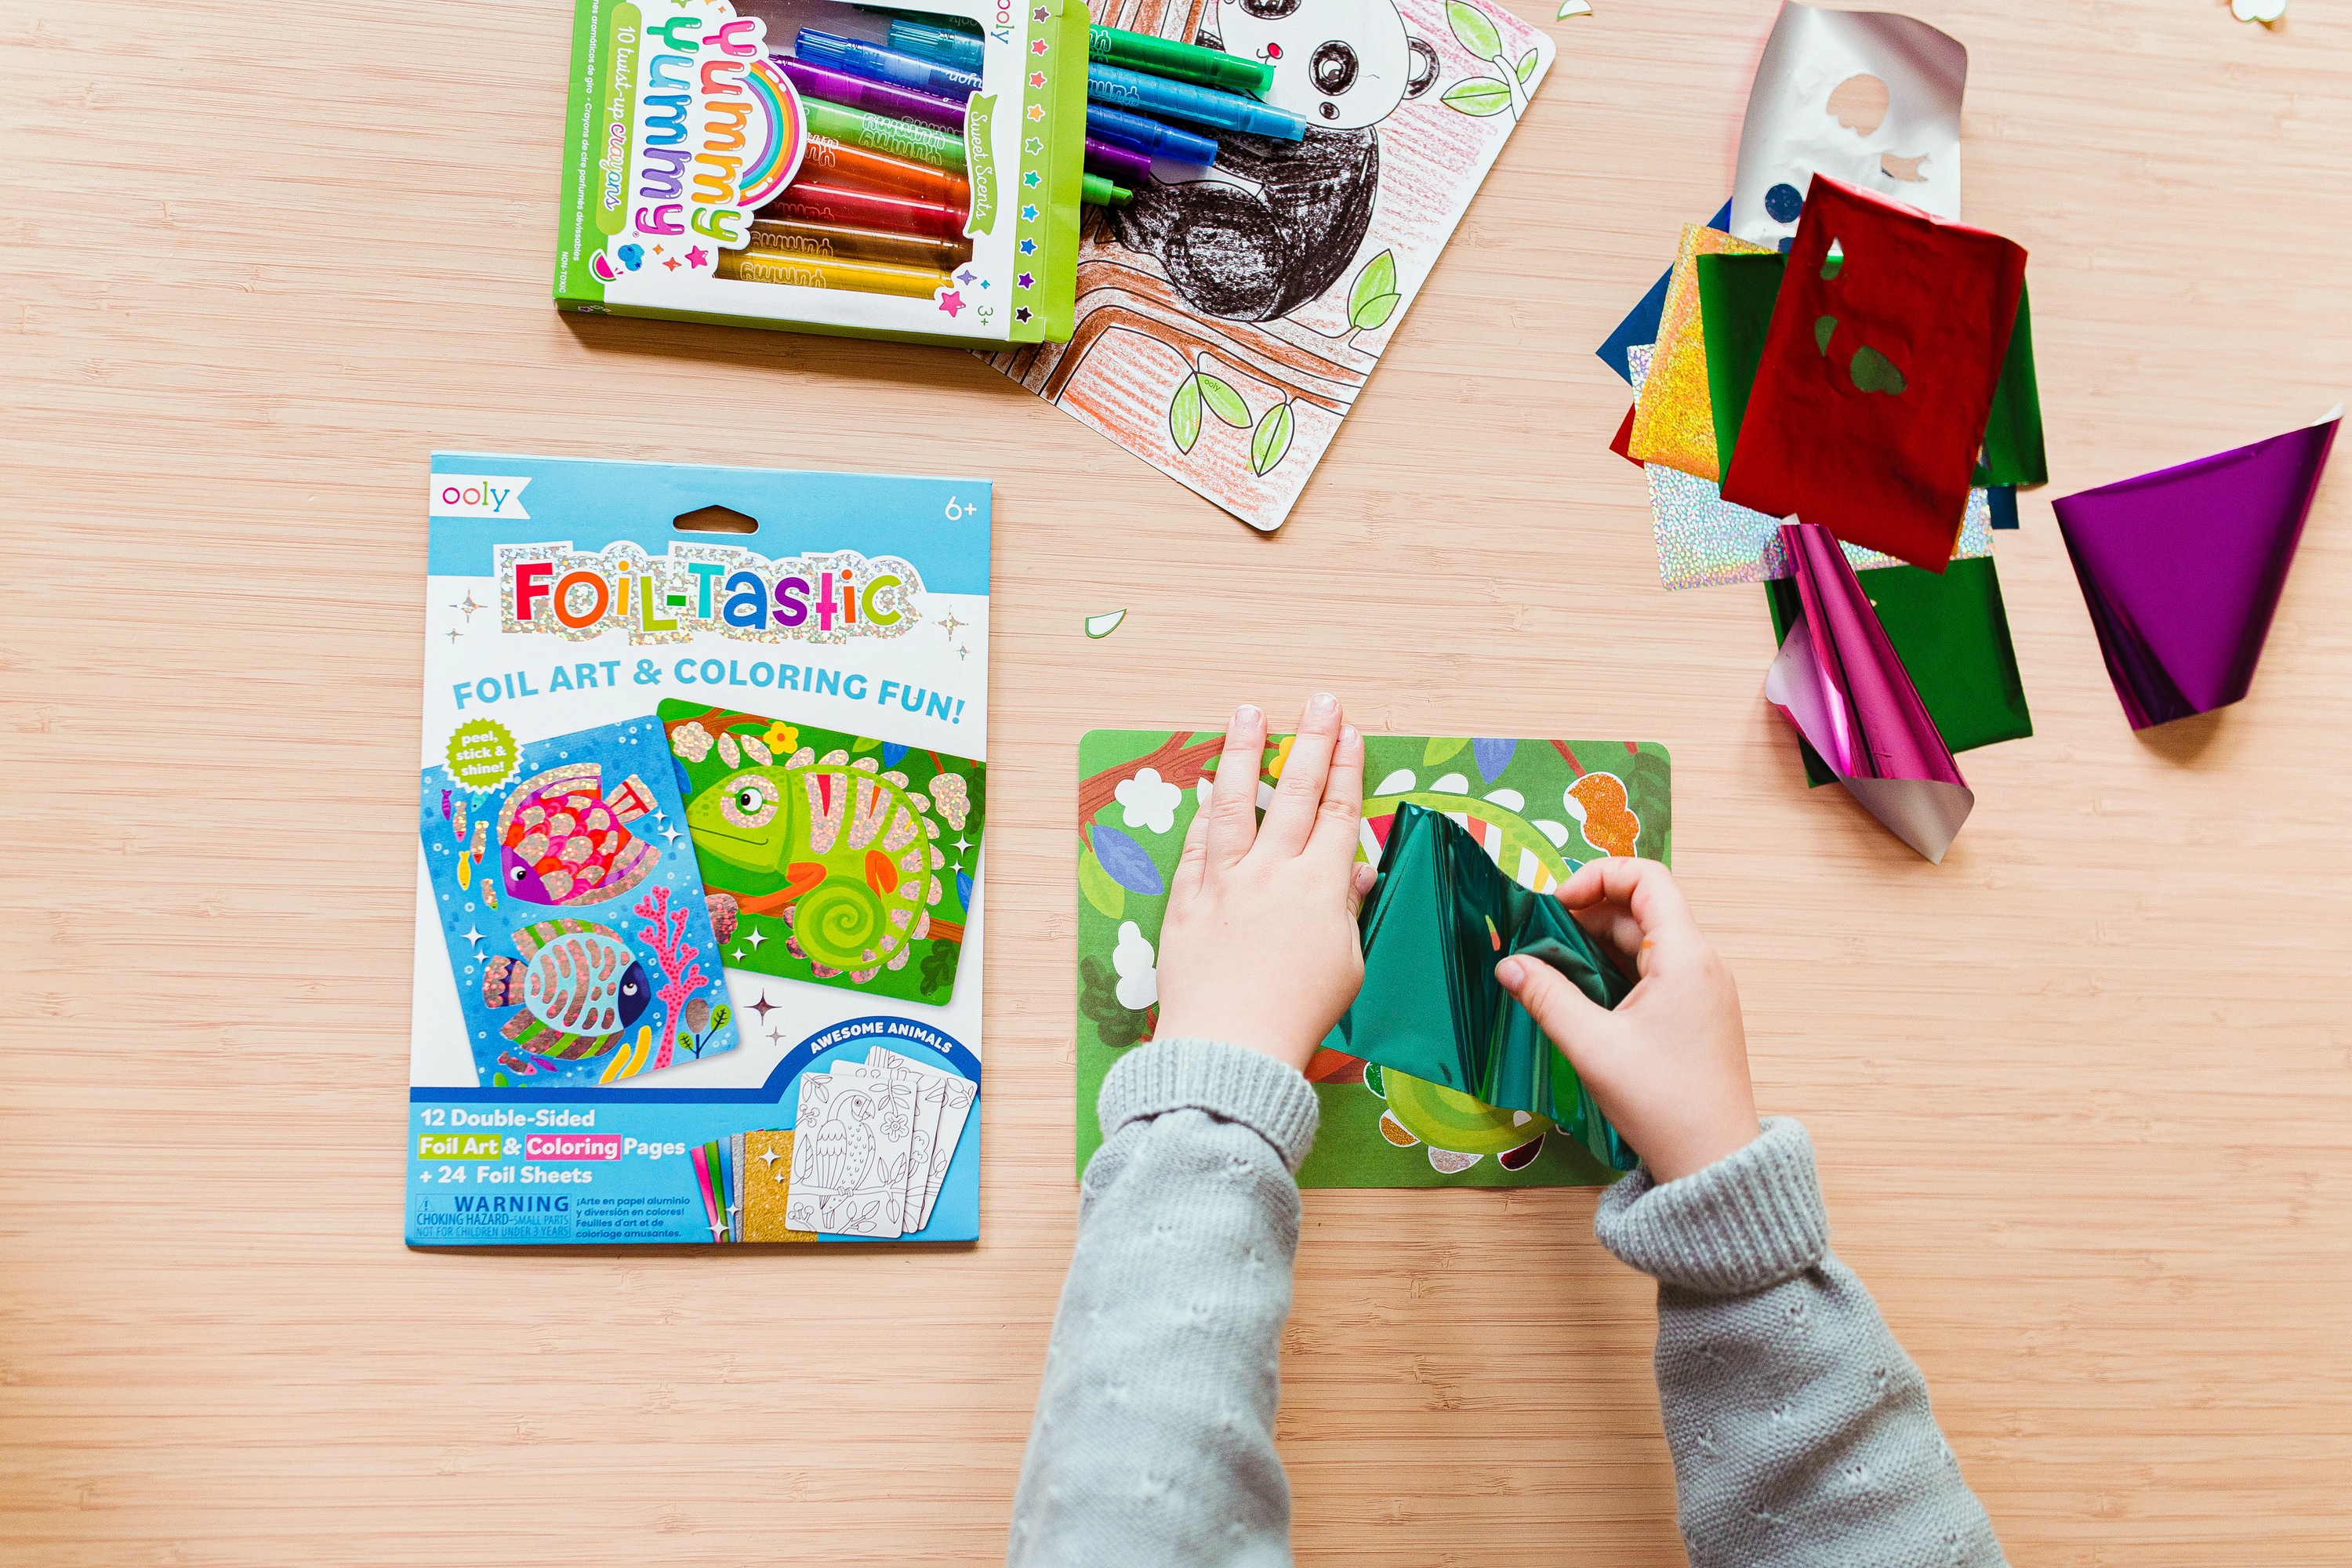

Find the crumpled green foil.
xmin=1323 ymin=803 xmax=1639 ymax=1172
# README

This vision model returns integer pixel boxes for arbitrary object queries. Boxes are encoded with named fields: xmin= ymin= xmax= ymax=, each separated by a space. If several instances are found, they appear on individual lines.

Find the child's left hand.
xmin=1150 ymin=695 xmax=1378 ymax=1073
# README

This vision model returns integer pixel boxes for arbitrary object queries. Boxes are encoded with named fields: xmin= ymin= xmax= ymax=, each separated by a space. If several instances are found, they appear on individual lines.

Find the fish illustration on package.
xmin=481 ymin=918 xmax=652 ymax=1060
xmin=495 ymin=764 xmax=660 ymax=906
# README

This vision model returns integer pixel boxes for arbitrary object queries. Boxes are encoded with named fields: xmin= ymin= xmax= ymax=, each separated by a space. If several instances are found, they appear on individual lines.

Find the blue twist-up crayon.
xmin=1085 ymin=60 xmax=1305 ymax=141
xmin=887 ymin=17 xmax=985 ymax=72
xmin=796 ymin=29 xmax=982 ymax=100
xmin=1083 ymin=100 xmax=1218 ymax=165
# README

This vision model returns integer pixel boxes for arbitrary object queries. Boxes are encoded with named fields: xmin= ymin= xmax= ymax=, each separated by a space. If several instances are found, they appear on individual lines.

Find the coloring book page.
xmin=417 ymin=717 xmax=739 ymax=1087
xmin=788 ymin=1069 xmax=918 ymax=1236
xmin=985 ymin=0 xmax=1555 ymax=531
xmin=869 ymin=1046 xmax=976 ymax=1230
xmin=1075 ymin=730 xmax=1670 ymax=1187
xmin=833 ymin=1059 xmax=938 ymax=1232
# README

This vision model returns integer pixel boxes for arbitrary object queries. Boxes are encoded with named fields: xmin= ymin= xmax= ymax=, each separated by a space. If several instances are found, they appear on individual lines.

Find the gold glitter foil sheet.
xmin=742 ymin=1129 xmax=818 ymax=1243
xmin=1628 ymin=225 xmax=1775 ymax=482
xmin=1629 ymin=344 xmax=1992 ymax=590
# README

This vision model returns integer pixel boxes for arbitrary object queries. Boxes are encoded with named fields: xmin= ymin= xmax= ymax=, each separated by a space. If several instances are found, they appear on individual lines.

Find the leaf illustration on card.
xmin=1423 ymin=736 xmax=1470 ymax=765
xmin=1516 ymin=48 xmax=1538 ymax=83
xmin=1090 ymin=825 xmax=1165 ymax=897
xmin=1198 ymin=374 xmax=1251 ymax=428
xmin=1250 ymin=403 xmax=1295 ymax=477
xmin=1348 ymin=250 xmax=1401 ymax=332
xmin=1078 ymin=848 xmax=1127 ymax=919
xmin=1442 ymin=77 xmax=1512 ymax=116
xmin=1446 ymin=0 xmax=1503 ymax=59
xmin=1170 ymin=373 xmax=1202 ymax=453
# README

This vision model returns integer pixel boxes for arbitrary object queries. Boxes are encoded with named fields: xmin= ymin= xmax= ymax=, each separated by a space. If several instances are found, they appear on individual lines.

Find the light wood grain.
xmin=6 ymin=0 xmax=2351 ymax=1562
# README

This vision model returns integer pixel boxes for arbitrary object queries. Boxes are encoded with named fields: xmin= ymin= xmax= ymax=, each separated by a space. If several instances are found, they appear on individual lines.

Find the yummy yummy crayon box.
xmin=551 ymin=0 xmax=1088 ymax=345
xmin=409 ymin=453 xmax=989 ymax=1245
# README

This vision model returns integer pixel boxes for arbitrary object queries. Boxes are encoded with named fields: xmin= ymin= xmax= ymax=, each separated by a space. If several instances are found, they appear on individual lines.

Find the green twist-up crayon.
xmin=801 ymin=96 xmax=1131 ymax=206
xmin=1090 ymin=23 xmax=1272 ymax=94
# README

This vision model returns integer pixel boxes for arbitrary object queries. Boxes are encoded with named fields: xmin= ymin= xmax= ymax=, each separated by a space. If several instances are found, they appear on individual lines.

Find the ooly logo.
xmin=430 ymin=474 xmax=533 ymax=519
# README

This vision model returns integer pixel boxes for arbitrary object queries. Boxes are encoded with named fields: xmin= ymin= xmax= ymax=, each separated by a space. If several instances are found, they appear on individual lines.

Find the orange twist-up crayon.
xmin=746 ymin=218 xmax=971 ymax=271
xmin=764 ymin=180 xmax=968 ymax=244
xmin=794 ymin=134 xmax=972 ymax=211
xmin=716 ymin=247 xmax=949 ymax=300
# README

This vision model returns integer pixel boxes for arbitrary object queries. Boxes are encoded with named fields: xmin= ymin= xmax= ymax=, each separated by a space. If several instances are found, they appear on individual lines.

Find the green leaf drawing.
xmin=1170 ymin=372 xmax=1202 ymax=452
xmin=1516 ymin=47 xmax=1538 ymax=82
xmin=1250 ymin=401 xmax=1294 ymax=476
xmin=1814 ymin=314 xmax=1837 ymax=355
xmin=1348 ymin=249 xmax=1401 ymax=330
xmin=1424 ymin=736 xmax=1470 ymax=764
xmin=1446 ymin=0 xmax=1503 ymax=61
xmin=851 ymin=735 xmax=880 ymax=753
xmin=1199 ymin=374 xmax=1251 ymax=427
xmin=708 ymin=1003 xmax=731 ymax=1029
xmin=1079 ymin=847 xmax=1126 ymax=919
xmin=1442 ymin=76 xmax=1513 ymax=116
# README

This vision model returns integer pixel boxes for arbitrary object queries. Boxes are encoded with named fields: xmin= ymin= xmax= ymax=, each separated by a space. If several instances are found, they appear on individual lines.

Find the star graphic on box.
xmin=1017 ymin=271 xmax=1034 ymax=289
xmin=938 ymin=290 xmax=966 ymax=317
xmin=1023 ymin=170 xmax=1040 ymax=188
xmin=1021 ymin=203 xmax=1038 ymax=221
xmin=1026 ymin=104 xmax=1044 ymax=121
xmin=1014 ymin=306 xmax=1032 ymax=323
xmin=1030 ymin=38 xmax=1048 ymax=53
xmin=1025 ymin=137 xmax=1044 ymax=155
xmin=957 ymin=267 xmax=978 ymax=285
xmin=662 ymin=257 xmax=681 ymax=270
xmin=1032 ymin=4 xmax=1047 ymax=18
xmin=1019 ymin=238 xmax=1037 ymax=256
xmin=1029 ymin=71 xmax=1047 ymax=89
xmin=685 ymin=245 xmax=710 ymax=267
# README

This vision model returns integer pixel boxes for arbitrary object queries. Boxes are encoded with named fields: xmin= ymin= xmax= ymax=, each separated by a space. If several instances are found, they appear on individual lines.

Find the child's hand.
xmin=1152 ymin=696 xmax=1378 ymax=1073
xmin=1495 ymin=860 xmax=1759 ymax=1183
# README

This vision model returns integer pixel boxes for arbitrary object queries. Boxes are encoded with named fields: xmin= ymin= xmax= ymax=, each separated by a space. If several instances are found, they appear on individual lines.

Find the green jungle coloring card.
xmin=1076 ymin=730 xmax=1671 ymax=1188
xmin=661 ymin=700 xmax=985 ymax=1007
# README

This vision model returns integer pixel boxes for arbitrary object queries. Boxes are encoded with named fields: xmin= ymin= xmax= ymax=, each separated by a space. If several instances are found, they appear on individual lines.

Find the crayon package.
xmin=552 ymin=0 xmax=1089 ymax=347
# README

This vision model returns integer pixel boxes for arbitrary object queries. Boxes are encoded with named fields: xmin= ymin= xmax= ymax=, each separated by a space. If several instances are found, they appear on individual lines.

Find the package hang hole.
xmin=674 ymin=505 xmax=760 ymax=535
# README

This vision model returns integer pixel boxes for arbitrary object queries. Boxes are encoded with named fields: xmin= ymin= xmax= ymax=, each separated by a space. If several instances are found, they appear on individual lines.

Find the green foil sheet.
xmin=1327 ymin=804 xmax=1637 ymax=1172
xmin=1765 ymin=556 xmax=2032 ymax=787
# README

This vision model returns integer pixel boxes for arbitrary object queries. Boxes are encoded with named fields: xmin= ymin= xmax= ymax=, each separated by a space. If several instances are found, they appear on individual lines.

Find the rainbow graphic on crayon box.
xmin=594 ymin=0 xmax=802 ymax=286
xmin=738 ymin=56 xmax=807 ymax=209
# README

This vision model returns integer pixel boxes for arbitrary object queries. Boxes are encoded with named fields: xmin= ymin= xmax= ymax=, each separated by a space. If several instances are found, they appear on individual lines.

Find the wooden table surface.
xmin=8 ymin=0 xmax=2350 ymax=1562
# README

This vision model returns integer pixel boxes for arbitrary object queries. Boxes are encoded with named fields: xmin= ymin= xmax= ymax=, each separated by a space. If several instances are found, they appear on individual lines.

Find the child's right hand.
xmin=1494 ymin=860 xmax=1759 ymax=1184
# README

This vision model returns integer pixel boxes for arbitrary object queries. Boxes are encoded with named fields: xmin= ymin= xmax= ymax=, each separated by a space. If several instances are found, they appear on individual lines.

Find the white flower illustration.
xmin=1115 ymin=767 xmax=1183 ymax=834
xmin=671 ymin=722 xmax=715 ymax=763
xmin=1112 ymin=920 xmax=1158 ymax=1011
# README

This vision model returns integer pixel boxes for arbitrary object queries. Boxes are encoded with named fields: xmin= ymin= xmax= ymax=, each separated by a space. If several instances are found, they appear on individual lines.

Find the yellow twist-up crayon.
xmin=717 ymin=246 xmax=949 ymax=300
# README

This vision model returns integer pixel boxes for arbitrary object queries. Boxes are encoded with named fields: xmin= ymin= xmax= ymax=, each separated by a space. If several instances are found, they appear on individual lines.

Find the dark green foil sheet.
xmin=1323 ymin=804 xmax=1639 ymax=1172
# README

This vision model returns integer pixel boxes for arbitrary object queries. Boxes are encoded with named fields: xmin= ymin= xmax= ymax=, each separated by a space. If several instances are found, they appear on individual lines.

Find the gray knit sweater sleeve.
xmin=1595 ymin=1116 xmax=2007 ymax=1567
xmin=1007 ymin=1038 xmax=1319 ymax=1568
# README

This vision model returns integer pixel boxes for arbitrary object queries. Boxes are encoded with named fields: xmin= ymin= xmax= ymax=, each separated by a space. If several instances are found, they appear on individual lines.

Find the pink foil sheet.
xmin=1765 ymin=521 xmax=1973 ymax=862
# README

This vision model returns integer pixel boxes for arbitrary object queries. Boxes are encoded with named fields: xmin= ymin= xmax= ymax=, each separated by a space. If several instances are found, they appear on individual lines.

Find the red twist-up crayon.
xmin=795 ymin=135 xmax=972 ymax=212
xmin=764 ymin=180 xmax=968 ymax=243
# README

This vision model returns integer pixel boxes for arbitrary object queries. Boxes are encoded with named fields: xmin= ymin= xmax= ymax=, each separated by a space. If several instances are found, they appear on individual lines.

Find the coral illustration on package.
xmin=661 ymin=701 xmax=985 ymax=1006
xmin=419 ymin=720 xmax=739 ymax=1087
